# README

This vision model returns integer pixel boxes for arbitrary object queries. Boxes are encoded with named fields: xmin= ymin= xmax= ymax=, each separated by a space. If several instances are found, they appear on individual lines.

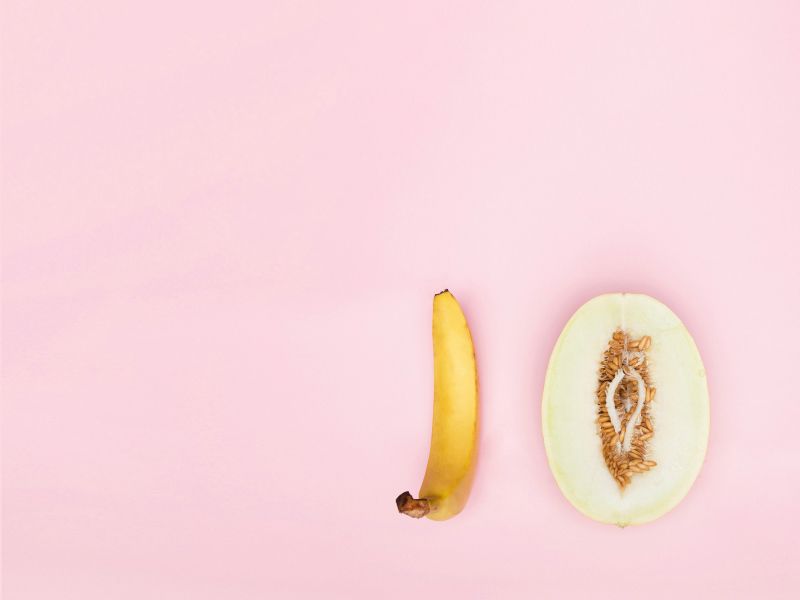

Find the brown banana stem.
xmin=395 ymin=491 xmax=431 ymax=518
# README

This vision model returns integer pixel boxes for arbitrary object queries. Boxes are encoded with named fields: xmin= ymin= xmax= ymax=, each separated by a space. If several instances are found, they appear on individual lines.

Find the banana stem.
xmin=395 ymin=491 xmax=431 ymax=518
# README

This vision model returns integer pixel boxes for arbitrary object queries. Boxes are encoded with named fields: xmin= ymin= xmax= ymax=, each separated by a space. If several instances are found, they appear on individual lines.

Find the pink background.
xmin=3 ymin=1 xmax=800 ymax=598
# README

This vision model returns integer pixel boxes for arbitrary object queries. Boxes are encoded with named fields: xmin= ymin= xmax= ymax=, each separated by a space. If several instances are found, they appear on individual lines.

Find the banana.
xmin=396 ymin=290 xmax=479 ymax=521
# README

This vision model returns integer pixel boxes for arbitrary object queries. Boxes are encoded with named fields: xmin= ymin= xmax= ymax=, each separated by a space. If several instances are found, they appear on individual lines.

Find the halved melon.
xmin=542 ymin=293 xmax=709 ymax=526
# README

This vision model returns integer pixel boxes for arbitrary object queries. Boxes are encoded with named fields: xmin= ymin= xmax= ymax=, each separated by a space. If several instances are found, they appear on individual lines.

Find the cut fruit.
xmin=542 ymin=293 xmax=709 ymax=526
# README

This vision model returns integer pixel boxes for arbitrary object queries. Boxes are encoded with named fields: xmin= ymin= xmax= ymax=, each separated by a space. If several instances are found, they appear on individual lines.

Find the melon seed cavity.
xmin=596 ymin=330 xmax=657 ymax=489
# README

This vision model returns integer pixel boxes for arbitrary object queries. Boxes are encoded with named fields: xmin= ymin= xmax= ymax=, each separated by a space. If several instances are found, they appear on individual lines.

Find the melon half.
xmin=542 ymin=293 xmax=709 ymax=526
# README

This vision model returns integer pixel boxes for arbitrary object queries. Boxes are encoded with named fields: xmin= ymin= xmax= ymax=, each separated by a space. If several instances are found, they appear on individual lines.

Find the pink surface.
xmin=3 ymin=2 xmax=800 ymax=598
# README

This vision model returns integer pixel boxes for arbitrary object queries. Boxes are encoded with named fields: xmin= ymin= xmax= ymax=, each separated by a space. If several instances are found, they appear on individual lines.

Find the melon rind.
xmin=542 ymin=293 xmax=709 ymax=526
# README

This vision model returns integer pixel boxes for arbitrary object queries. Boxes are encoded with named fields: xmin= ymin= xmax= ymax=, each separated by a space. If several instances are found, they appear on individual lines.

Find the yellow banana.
xmin=396 ymin=290 xmax=479 ymax=521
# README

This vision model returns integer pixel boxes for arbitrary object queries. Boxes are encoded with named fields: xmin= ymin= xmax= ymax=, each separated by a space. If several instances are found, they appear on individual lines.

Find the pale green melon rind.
xmin=542 ymin=293 xmax=709 ymax=526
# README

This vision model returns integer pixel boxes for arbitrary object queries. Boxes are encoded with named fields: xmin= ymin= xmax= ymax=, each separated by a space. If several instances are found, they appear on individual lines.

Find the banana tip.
xmin=396 ymin=491 xmax=431 ymax=518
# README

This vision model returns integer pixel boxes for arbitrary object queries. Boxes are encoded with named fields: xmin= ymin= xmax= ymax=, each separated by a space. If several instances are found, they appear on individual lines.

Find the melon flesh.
xmin=542 ymin=293 xmax=709 ymax=526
